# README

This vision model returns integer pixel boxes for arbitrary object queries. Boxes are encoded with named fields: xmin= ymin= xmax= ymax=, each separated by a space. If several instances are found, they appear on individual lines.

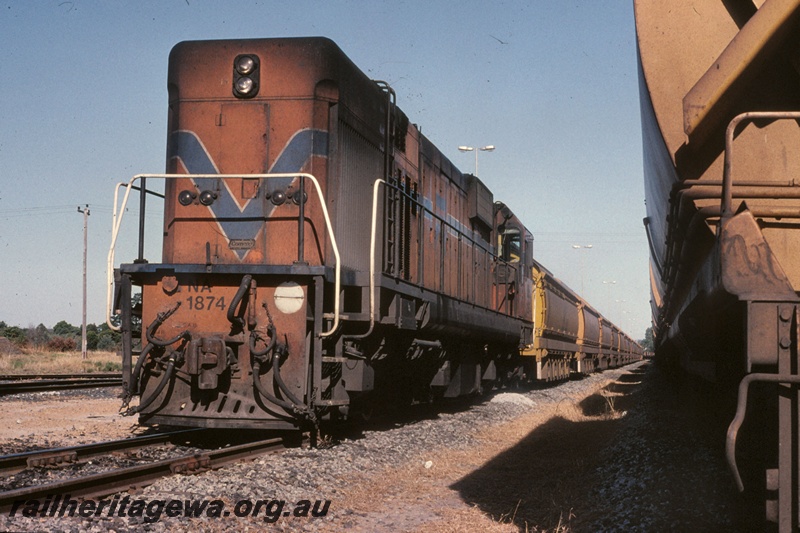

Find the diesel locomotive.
xmin=636 ymin=1 xmax=800 ymax=528
xmin=107 ymin=37 xmax=640 ymax=435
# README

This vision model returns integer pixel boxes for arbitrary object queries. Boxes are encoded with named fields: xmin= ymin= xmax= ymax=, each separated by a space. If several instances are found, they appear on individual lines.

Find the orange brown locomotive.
xmin=107 ymin=37 xmax=641 ymax=433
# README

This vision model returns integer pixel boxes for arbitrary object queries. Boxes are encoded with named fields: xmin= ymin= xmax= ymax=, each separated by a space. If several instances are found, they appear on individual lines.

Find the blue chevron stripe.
xmin=168 ymin=128 xmax=328 ymax=260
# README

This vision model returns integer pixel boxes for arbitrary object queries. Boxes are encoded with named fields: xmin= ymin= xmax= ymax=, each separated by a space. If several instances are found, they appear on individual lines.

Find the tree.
xmin=27 ymin=323 xmax=50 ymax=348
xmin=86 ymin=329 xmax=99 ymax=350
xmin=95 ymin=321 xmax=122 ymax=352
xmin=109 ymin=293 xmax=142 ymax=335
xmin=2 ymin=326 xmax=26 ymax=345
xmin=53 ymin=320 xmax=80 ymax=337
xmin=640 ymin=326 xmax=654 ymax=352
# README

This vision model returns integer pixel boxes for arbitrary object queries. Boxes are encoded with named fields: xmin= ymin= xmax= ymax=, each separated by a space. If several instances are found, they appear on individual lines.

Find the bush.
xmin=47 ymin=336 xmax=78 ymax=352
xmin=92 ymin=360 xmax=122 ymax=372
xmin=2 ymin=326 xmax=26 ymax=346
xmin=97 ymin=334 xmax=118 ymax=352
xmin=86 ymin=330 xmax=99 ymax=351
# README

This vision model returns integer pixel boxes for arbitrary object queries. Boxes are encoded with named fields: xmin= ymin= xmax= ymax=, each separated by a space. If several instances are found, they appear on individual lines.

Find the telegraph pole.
xmin=77 ymin=205 xmax=90 ymax=359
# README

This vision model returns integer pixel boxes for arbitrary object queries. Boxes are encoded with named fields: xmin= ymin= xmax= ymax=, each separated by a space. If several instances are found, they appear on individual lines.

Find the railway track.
xmin=0 ymin=373 xmax=122 ymax=381
xmin=0 ymin=430 xmax=293 ymax=512
xmin=0 ymin=428 xmax=205 ymax=477
xmin=0 ymin=374 xmax=123 ymax=395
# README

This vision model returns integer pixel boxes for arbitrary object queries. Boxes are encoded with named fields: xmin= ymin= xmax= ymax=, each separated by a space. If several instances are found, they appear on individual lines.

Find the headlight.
xmin=236 ymin=56 xmax=255 ymax=75
xmin=233 ymin=54 xmax=259 ymax=99
xmin=235 ymin=77 xmax=254 ymax=95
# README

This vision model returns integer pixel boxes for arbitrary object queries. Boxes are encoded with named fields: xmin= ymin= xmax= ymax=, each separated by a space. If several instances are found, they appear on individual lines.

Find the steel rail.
xmin=0 ymin=429 xmax=206 ymax=477
xmin=0 ymin=373 xmax=122 ymax=381
xmin=0 ymin=378 xmax=122 ymax=396
xmin=0 ymin=436 xmax=288 ymax=512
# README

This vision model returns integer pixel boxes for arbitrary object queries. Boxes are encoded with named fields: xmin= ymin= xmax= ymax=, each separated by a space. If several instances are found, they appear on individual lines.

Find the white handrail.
xmin=106 ymin=173 xmax=341 ymax=338
xmin=367 ymin=179 xmax=384 ymax=336
xmin=342 ymin=178 xmax=385 ymax=339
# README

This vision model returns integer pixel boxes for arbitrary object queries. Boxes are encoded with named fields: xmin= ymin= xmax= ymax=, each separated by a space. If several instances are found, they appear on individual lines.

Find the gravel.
xmin=1 ymin=360 xmax=750 ymax=532
xmin=0 ymin=443 xmax=208 ymax=493
xmin=576 ymin=365 xmax=740 ymax=532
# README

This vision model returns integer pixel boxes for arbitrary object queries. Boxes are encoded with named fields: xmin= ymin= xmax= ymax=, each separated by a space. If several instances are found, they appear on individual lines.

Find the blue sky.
xmin=0 ymin=1 xmax=648 ymax=339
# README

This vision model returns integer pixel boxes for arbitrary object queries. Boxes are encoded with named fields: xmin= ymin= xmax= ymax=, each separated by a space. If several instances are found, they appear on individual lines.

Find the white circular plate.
xmin=273 ymin=282 xmax=305 ymax=314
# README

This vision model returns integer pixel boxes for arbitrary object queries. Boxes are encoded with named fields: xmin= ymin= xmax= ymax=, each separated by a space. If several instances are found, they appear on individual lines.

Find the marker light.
xmin=292 ymin=190 xmax=308 ymax=205
xmin=178 ymin=190 xmax=196 ymax=206
xmin=199 ymin=190 xmax=217 ymax=206
xmin=271 ymin=190 xmax=286 ymax=206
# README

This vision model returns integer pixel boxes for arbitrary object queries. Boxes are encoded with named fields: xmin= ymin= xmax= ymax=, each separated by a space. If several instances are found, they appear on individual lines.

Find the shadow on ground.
xmin=450 ymin=367 xmax=641 ymax=531
xmin=450 ymin=361 xmax=751 ymax=531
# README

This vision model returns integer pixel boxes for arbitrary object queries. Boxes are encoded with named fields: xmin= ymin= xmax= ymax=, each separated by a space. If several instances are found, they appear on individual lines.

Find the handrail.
xmin=722 ymin=111 xmax=800 ymax=218
xmin=378 ymin=177 xmax=517 ymax=305
xmin=343 ymin=176 xmax=518 ymax=340
xmin=658 ymin=111 xmax=800 ymax=330
xmin=726 ymin=371 xmax=800 ymax=492
xmin=343 ymin=178 xmax=384 ymax=340
xmin=378 ymin=176 xmax=498 ymax=257
xmin=106 ymin=173 xmax=341 ymax=338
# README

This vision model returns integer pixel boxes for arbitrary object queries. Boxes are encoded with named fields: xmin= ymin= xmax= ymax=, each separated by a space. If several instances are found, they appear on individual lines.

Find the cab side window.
xmin=500 ymin=227 xmax=521 ymax=263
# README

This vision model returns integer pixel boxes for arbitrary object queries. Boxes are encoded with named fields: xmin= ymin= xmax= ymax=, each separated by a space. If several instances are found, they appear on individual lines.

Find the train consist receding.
xmin=107 ymin=37 xmax=641 ymax=437
xmin=635 ymin=2 xmax=800 ymax=528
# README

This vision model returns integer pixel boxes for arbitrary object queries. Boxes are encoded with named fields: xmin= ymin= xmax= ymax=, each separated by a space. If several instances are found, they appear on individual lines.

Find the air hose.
xmin=146 ymin=302 xmax=190 ymax=347
xmin=227 ymin=274 xmax=253 ymax=330
xmin=123 ymin=303 xmax=189 ymax=415
xmin=249 ymin=323 xmax=276 ymax=358
xmin=122 ymin=352 xmax=178 ymax=416
xmin=250 ymin=312 xmax=316 ymax=424
xmin=271 ymin=343 xmax=304 ymax=409
xmin=130 ymin=342 xmax=154 ymax=396
xmin=252 ymin=357 xmax=307 ymax=416
xmin=120 ymin=341 xmax=154 ymax=409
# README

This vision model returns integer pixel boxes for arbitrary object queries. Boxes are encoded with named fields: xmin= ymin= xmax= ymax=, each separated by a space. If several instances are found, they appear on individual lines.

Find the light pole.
xmin=458 ymin=145 xmax=495 ymax=176
xmin=622 ymin=310 xmax=631 ymax=334
xmin=77 ymin=204 xmax=90 ymax=360
xmin=603 ymin=280 xmax=616 ymax=319
xmin=615 ymin=299 xmax=627 ymax=326
xmin=572 ymin=244 xmax=592 ymax=295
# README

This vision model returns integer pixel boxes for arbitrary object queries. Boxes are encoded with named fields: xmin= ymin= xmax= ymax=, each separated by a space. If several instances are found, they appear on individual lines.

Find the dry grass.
xmin=0 ymin=349 xmax=121 ymax=374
